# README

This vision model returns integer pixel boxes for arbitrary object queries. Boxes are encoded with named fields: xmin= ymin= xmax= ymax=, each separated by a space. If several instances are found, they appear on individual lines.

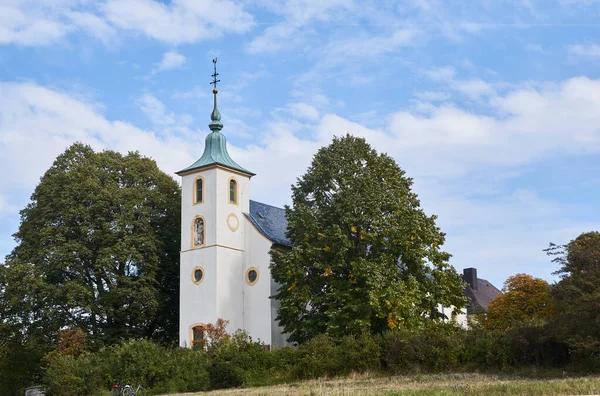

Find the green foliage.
xmin=546 ymin=232 xmax=600 ymax=363
xmin=0 ymin=331 xmax=48 ymax=396
xmin=38 ymin=323 xmax=590 ymax=395
xmin=42 ymin=339 xmax=210 ymax=395
xmin=0 ymin=143 xmax=181 ymax=349
xmin=270 ymin=135 xmax=467 ymax=344
xmin=43 ymin=352 xmax=104 ymax=396
xmin=207 ymin=361 xmax=245 ymax=389
xmin=293 ymin=333 xmax=381 ymax=379
xmin=380 ymin=322 xmax=467 ymax=373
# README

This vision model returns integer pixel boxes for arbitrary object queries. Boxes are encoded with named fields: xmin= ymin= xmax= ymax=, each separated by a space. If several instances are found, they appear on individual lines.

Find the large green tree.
xmin=546 ymin=231 xmax=600 ymax=354
xmin=270 ymin=135 xmax=467 ymax=343
xmin=0 ymin=143 xmax=181 ymax=348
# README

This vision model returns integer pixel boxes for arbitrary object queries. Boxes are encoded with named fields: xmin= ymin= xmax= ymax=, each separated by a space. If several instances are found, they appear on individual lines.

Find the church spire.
xmin=175 ymin=58 xmax=255 ymax=177
xmin=209 ymin=58 xmax=223 ymax=132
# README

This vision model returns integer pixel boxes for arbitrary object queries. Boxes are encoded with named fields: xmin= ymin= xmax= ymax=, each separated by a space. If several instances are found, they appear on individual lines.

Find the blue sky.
xmin=1 ymin=0 xmax=600 ymax=288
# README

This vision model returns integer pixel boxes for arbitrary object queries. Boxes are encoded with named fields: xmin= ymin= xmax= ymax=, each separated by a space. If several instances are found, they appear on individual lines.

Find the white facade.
xmin=438 ymin=304 xmax=468 ymax=328
xmin=179 ymin=165 xmax=284 ymax=347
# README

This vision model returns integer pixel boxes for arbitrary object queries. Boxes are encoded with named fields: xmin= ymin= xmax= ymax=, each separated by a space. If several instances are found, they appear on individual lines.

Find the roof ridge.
xmin=249 ymin=199 xmax=286 ymax=211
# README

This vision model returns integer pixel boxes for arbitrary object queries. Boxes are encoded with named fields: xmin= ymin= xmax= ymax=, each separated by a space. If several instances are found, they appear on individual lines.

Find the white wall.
xmin=438 ymin=304 xmax=468 ymax=328
xmin=243 ymin=218 xmax=277 ymax=345
xmin=179 ymin=246 xmax=218 ymax=347
xmin=179 ymin=166 xmax=251 ymax=347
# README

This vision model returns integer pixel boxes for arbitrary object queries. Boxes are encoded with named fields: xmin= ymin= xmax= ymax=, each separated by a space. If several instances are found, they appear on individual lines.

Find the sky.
xmin=1 ymin=0 xmax=600 ymax=288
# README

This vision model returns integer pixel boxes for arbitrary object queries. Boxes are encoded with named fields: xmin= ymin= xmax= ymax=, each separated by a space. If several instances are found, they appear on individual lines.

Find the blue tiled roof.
xmin=245 ymin=200 xmax=291 ymax=247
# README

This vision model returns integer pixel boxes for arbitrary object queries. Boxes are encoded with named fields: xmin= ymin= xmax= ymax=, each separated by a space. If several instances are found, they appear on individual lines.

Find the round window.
xmin=245 ymin=267 xmax=259 ymax=286
xmin=192 ymin=266 xmax=204 ymax=284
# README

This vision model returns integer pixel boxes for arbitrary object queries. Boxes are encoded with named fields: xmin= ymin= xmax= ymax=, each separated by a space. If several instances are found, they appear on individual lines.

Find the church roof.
xmin=245 ymin=200 xmax=291 ymax=247
xmin=176 ymin=130 xmax=255 ymax=176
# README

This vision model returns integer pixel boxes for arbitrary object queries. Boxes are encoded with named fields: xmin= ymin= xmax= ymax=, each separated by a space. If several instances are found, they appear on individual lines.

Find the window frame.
xmin=228 ymin=177 xmax=238 ymax=205
xmin=189 ymin=323 xmax=207 ymax=350
xmin=191 ymin=265 xmax=205 ymax=285
xmin=193 ymin=176 xmax=204 ymax=205
xmin=191 ymin=215 xmax=206 ymax=248
xmin=245 ymin=266 xmax=259 ymax=286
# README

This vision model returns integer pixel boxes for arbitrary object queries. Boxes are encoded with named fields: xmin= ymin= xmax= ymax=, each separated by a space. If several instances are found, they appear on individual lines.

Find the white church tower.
xmin=176 ymin=59 xmax=256 ymax=349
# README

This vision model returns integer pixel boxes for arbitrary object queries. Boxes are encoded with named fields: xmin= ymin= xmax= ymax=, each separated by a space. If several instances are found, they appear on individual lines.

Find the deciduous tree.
xmin=546 ymin=231 xmax=600 ymax=353
xmin=0 ymin=143 xmax=181 ymax=348
xmin=484 ymin=274 xmax=555 ymax=330
xmin=270 ymin=135 xmax=466 ymax=343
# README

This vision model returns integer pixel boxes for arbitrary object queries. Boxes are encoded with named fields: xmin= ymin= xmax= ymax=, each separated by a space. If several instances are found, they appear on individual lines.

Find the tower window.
xmin=229 ymin=178 xmax=237 ymax=204
xmin=192 ymin=266 xmax=204 ymax=284
xmin=191 ymin=324 xmax=206 ymax=350
xmin=193 ymin=217 xmax=205 ymax=247
xmin=194 ymin=177 xmax=204 ymax=204
xmin=245 ymin=267 xmax=259 ymax=286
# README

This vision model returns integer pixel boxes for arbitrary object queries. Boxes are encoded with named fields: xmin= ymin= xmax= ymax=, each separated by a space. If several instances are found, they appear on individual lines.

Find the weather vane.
xmin=210 ymin=58 xmax=220 ymax=93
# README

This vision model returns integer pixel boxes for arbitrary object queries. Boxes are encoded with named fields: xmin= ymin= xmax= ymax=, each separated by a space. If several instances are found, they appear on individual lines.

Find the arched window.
xmin=191 ymin=324 xmax=206 ymax=350
xmin=194 ymin=177 xmax=203 ymax=204
xmin=229 ymin=178 xmax=237 ymax=204
xmin=193 ymin=217 xmax=205 ymax=247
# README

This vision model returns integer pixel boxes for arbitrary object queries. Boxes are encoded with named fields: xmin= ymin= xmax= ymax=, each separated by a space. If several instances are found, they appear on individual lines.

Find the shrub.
xmin=380 ymin=323 xmax=467 ymax=374
xmin=43 ymin=352 xmax=104 ymax=396
xmin=293 ymin=334 xmax=340 ymax=379
xmin=43 ymin=340 xmax=210 ymax=395
xmin=207 ymin=360 xmax=245 ymax=389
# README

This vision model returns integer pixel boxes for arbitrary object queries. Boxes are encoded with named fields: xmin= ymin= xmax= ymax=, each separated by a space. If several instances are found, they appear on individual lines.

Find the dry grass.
xmin=162 ymin=372 xmax=600 ymax=396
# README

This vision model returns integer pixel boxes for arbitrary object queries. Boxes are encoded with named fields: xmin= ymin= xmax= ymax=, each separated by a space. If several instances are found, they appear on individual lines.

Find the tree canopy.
xmin=484 ymin=273 xmax=555 ymax=330
xmin=270 ymin=135 xmax=467 ymax=343
xmin=0 ymin=143 xmax=181 ymax=348
xmin=546 ymin=231 xmax=600 ymax=348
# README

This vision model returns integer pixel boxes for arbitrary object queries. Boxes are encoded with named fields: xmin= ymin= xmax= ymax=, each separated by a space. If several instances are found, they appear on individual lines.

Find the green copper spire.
xmin=176 ymin=58 xmax=254 ymax=177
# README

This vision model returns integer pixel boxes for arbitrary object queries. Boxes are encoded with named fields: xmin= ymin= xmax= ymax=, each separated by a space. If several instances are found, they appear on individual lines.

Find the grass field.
xmin=164 ymin=372 xmax=600 ymax=395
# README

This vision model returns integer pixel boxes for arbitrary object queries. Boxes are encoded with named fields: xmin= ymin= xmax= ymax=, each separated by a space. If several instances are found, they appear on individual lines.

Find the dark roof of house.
xmin=463 ymin=278 xmax=502 ymax=314
xmin=245 ymin=200 xmax=291 ymax=247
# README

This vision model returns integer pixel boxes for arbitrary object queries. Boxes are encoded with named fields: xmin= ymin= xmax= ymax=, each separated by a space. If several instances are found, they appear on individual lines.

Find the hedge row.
xmin=39 ymin=321 xmax=583 ymax=396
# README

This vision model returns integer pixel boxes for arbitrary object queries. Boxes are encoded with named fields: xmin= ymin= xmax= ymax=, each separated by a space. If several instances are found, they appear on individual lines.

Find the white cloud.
xmin=0 ymin=2 xmax=70 ymax=46
xmin=414 ymin=91 xmax=451 ymax=101
xmin=453 ymin=79 xmax=495 ymax=99
xmin=2 ymin=76 xmax=600 ymax=284
xmin=0 ymin=82 xmax=194 ymax=192
xmin=0 ymin=0 xmax=254 ymax=47
xmin=277 ymin=102 xmax=320 ymax=121
xmin=247 ymin=0 xmax=354 ymax=54
xmin=157 ymin=51 xmax=186 ymax=72
xmin=568 ymin=43 xmax=600 ymax=60
xmin=424 ymin=67 xmax=496 ymax=99
xmin=103 ymin=0 xmax=254 ymax=45
xmin=322 ymin=29 xmax=418 ymax=65
xmin=425 ymin=66 xmax=456 ymax=82
xmin=67 ymin=11 xmax=117 ymax=45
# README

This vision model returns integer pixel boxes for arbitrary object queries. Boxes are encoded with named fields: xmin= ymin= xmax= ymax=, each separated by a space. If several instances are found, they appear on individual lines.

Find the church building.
xmin=177 ymin=61 xmax=470 ymax=349
xmin=176 ymin=61 xmax=290 ymax=349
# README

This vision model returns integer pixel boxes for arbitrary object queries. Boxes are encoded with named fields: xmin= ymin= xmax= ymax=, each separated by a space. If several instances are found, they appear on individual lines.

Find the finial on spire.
xmin=210 ymin=58 xmax=220 ymax=93
xmin=209 ymin=58 xmax=223 ymax=131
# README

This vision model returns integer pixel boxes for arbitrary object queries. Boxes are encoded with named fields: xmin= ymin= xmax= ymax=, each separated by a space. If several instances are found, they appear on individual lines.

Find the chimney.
xmin=463 ymin=268 xmax=478 ymax=291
